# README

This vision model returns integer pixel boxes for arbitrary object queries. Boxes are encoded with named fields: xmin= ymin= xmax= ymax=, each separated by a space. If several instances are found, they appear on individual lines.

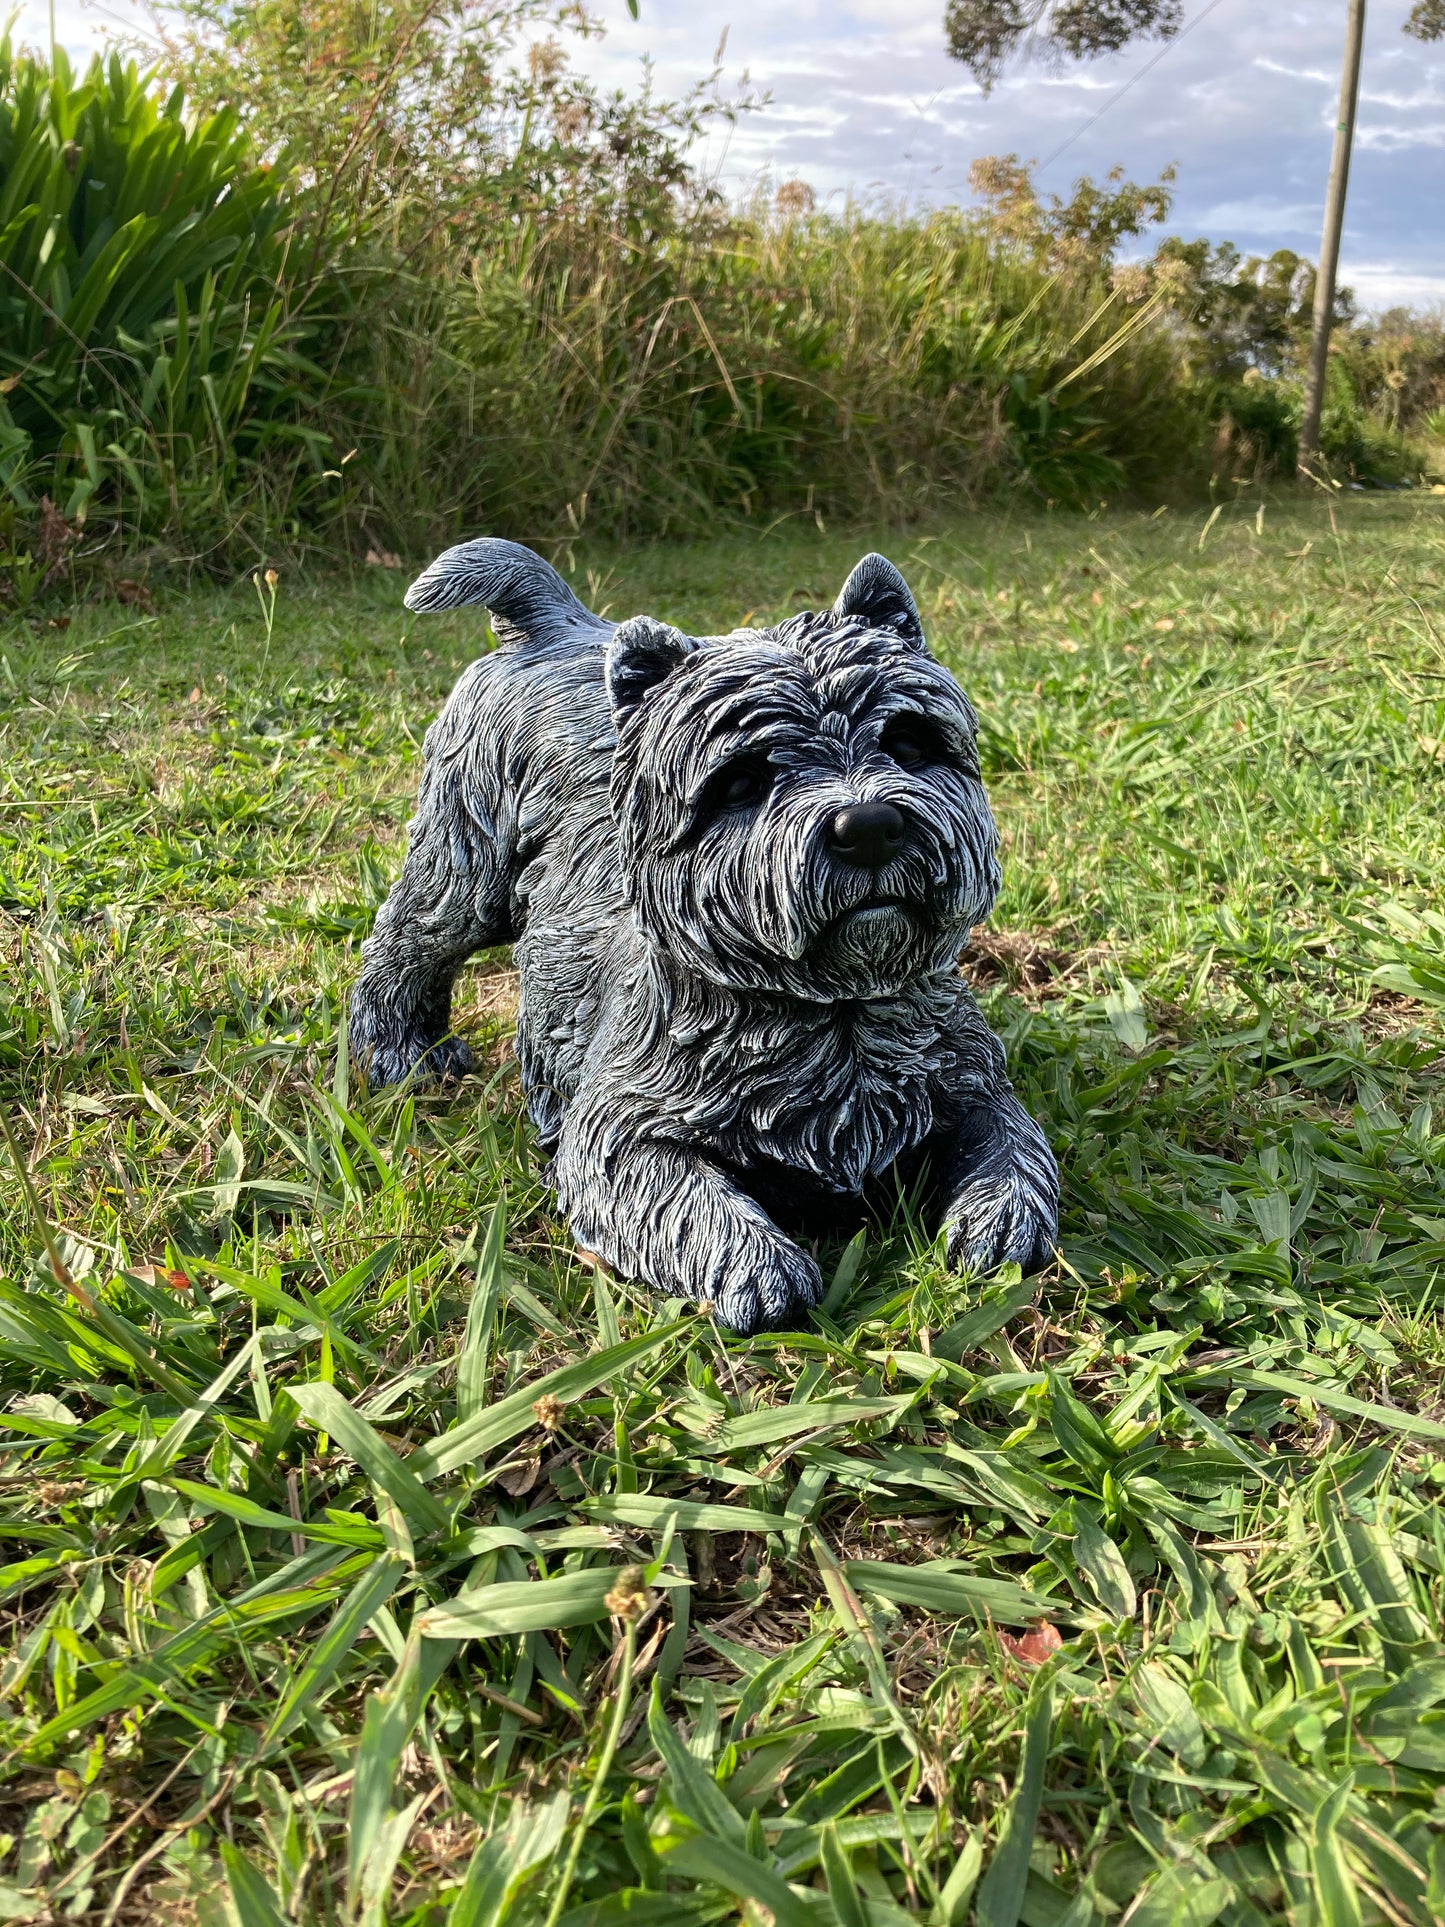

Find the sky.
xmin=16 ymin=0 xmax=1445 ymax=311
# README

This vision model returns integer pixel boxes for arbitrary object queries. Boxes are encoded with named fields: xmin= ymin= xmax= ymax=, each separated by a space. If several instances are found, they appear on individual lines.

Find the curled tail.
xmin=404 ymin=537 xmax=609 ymax=647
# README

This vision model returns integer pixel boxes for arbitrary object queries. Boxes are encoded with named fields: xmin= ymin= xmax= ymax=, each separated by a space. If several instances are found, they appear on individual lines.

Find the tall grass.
xmin=1 ymin=14 xmax=1214 ymax=579
xmin=325 ymin=197 xmax=1203 ymax=555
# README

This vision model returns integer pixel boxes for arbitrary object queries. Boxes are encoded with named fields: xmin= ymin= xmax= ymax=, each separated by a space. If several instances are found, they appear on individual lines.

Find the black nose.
xmin=830 ymin=801 xmax=905 ymax=869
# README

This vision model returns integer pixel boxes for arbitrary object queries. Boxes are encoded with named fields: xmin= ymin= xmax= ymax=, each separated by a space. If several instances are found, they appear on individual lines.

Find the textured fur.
xmin=349 ymin=539 xmax=1059 ymax=1333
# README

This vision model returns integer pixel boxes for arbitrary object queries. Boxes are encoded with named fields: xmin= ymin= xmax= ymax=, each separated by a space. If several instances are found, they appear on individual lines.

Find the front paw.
xmin=943 ymin=1175 xmax=1057 ymax=1277
xmin=713 ymin=1235 xmax=823 ymax=1337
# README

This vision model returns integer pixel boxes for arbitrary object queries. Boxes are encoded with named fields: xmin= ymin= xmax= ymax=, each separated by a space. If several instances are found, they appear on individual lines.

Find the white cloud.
xmin=1348 ymin=268 xmax=1445 ymax=308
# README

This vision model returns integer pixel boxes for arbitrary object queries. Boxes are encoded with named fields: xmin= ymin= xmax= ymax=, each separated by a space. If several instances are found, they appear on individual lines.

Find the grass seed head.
xmin=532 ymin=1392 xmax=565 ymax=1433
xmin=604 ymin=1566 xmax=650 ymax=1622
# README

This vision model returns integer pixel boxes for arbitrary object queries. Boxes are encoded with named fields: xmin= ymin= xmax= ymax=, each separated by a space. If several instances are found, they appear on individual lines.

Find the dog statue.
xmin=349 ymin=540 xmax=1058 ymax=1333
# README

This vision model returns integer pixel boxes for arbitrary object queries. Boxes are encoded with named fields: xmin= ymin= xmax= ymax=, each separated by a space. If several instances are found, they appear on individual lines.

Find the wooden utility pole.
xmin=1298 ymin=0 xmax=1368 ymax=471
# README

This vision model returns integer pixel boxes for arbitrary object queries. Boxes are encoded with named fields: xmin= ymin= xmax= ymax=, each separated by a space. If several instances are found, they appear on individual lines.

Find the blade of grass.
xmin=288 ymin=1382 xmax=451 ymax=1536
xmin=974 ymin=1683 xmax=1055 ymax=1927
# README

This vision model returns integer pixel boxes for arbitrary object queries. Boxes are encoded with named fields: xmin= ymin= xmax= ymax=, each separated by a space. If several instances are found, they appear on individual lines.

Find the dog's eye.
xmin=698 ymin=754 xmax=772 ymax=819
xmin=881 ymin=716 xmax=945 ymax=770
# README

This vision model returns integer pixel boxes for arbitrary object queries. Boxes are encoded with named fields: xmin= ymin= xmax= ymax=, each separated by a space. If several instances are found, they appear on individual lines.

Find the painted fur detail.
xmin=349 ymin=537 xmax=1059 ymax=1333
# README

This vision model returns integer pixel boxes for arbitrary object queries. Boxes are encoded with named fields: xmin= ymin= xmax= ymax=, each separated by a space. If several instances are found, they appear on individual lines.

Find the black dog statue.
xmin=349 ymin=540 xmax=1058 ymax=1333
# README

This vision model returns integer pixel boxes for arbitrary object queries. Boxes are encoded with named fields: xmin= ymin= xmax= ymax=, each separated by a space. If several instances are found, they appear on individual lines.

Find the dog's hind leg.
xmin=349 ymin=682 xmax=509 ymax=1088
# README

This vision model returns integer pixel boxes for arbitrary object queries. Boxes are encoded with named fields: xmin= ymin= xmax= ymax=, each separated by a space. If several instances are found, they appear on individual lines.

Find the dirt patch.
xmin=961 ymin=927 xmax=1099 ymax=1001
xmin=1361 ymin=985 xmax=1445 ymax=1042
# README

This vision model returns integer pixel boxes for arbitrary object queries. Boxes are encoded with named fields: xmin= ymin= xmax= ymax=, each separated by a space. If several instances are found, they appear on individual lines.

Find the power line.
xmin=1036 ymin=0 xmax=1236 ymax=174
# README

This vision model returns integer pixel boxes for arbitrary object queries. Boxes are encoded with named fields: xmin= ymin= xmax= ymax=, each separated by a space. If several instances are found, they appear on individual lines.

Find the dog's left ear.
xmin=606 ymin=615 xmax=698 ymax=718
xmin=833 ymin=553 xmax=924 ymax=648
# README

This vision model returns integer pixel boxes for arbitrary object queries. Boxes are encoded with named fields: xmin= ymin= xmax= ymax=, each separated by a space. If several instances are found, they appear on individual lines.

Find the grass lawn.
xmin=1 ymin=492 xmax=1444 ymax=1926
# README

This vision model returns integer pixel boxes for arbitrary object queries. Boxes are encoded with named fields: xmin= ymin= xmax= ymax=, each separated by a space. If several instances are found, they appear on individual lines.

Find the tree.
xmin=944 ymin=0 xmax=1442 ymax=91
xmin=945 ymin=0 xmax=1445 ymax=473
xmin=943 ymin=1 xmax=1181 ymax=93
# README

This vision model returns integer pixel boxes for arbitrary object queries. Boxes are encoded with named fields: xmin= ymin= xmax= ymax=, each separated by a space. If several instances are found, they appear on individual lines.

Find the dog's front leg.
xmin=933 ymin=1090 xmax=1059 ymax=1277
xmin=554 ymin=1125 xmax=822 ymax=1336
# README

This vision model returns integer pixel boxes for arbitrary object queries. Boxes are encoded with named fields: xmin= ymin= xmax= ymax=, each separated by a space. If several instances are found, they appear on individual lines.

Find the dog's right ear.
xmin=833 ymin=552 xmax=924 ymax=648
xmin=606 ymin=616 xmax=698 ymax=718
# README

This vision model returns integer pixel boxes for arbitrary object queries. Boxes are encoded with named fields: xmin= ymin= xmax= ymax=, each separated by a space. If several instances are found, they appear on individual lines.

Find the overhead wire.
xmin=1035 ymin=0 xmax=1237 ymax=174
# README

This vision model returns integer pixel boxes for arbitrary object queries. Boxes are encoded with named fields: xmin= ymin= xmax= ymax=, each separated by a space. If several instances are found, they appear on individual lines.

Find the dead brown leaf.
xmin=999 ymin=1621 xmax=1063 ymax=1667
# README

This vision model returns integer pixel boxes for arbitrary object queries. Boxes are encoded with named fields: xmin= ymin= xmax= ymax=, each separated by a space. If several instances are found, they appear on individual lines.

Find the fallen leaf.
xmin=999 ymin=1621 xmax=1063 ymax=1666
xmin=125 ymin=1263 xmax=191 ymax=1291
xmin=494 ymin=1454 xmax=544 ymax=1498
xmin=1153 ymin=617 xmax=1175 ymax=632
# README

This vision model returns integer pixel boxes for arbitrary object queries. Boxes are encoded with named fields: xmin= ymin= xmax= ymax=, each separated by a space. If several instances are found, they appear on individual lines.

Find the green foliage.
xmin=1 ymin=5 xmax=1437 ymax=572
xmin=0 ymin=496 xmax=1443 ymax=1921
xmin=1148 ymin=242 xmax=1328 ymax=383
xmin=321 ymin=192 xmax=1205 ymax=553
xmin=946 ymin=0 xmax=1443 ymax=93
xmin=0 ymin=33 xmax=314 ymax=551
xmin=968 ymin=151 xmax=1178 ymax=274
xmin=0 ymin=13 xmax=1213 ymax=568
xmin=148 ymin=0 xmax=1205 ymax=547
xmin=1117 ymin=234 xmax=1445 ymax=486
xmin=943 ymin=0 xmax=1184 ymax=93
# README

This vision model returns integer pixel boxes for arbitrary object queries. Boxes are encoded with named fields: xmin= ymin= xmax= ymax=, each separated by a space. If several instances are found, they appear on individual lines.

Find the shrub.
xmin=0 ymin=14 xmax=1231 ymax=571
xmin=1136 ymin=235 xmax=1444 ymax=485
xmin=140 ymin=3 xmax=1210 ymax=551
xmin=0 ymin=33 xmax=315 ymax=563
xmin=312 ymin=193 xmax=1208 ymax=554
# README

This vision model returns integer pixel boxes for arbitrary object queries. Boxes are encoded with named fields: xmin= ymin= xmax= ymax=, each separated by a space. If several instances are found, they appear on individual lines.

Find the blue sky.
xmin=18 ymin=0 xmax=1445 ymax=309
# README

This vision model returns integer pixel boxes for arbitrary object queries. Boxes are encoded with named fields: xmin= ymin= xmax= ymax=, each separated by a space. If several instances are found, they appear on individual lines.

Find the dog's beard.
xmin=791 ymin=834 xmax=977 ymax=992
xmin=813 ymin=900 xmax=928 ymax=992
xmin=643 ymin=840 xmax=989 ymax=995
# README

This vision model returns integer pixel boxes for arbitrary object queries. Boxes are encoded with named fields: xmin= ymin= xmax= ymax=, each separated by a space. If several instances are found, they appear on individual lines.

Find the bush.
xmin=1136 ymin=236 xmax=1444 ymax=486
xmin=0 ymin=14 xmax=1225 ymax=571
xmin=0 ymin=33 xmax=316 ymax=572
xmin=311 ymin=193 xmax=1208 ymax=554
xmin=136 ymin=2 xmax=1211 ymax=553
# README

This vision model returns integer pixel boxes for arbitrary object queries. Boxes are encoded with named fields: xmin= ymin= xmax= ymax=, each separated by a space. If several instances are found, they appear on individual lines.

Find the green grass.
xmin=1 ymin=492 xmax=1444 ymax=1927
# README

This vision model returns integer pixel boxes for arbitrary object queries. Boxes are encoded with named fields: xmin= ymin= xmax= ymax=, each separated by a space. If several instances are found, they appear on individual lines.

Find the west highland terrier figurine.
xmin=349 ymin=540 xmax=1058 ymax=1334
